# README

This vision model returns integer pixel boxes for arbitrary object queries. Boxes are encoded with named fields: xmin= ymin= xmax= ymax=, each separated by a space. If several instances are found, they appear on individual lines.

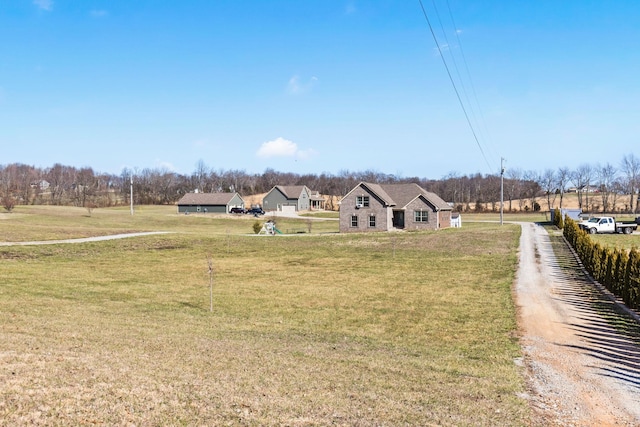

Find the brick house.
xmin=339 ymin=182 xmax=452 ymax=233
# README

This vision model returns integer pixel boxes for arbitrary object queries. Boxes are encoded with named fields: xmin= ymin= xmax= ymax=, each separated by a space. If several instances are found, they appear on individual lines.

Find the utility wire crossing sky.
xmin=1 ymin=1 xmax=638 ymax=179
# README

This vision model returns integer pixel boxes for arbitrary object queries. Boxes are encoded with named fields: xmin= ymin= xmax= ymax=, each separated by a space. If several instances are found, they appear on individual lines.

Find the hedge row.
xmin=552 ymin=208 xmax=564 ymax=230
xmin=563 ymin=217 xmax=640 ymax=311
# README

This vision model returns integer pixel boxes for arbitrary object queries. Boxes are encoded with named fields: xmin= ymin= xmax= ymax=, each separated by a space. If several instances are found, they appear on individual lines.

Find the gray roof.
xmin=273 ymin=185 xmax=309 ymax=199
xmin=177 ymin=192 xmax=240 ymax=206
xmin=358 ymin=182 xmax=452 ymax=211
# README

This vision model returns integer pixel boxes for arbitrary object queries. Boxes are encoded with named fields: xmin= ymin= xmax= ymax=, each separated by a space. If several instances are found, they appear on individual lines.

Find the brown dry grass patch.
xmin=0 ymin=207 xmax=528 ymax=425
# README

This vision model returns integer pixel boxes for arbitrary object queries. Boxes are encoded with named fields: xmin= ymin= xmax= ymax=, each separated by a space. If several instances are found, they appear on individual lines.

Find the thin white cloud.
xmin=257 ymin=137 xmax=297 ymax=158
xmin=90 ymin=10 xmax=108 ymax=18
xmin=295 ymin=148 xmax=318 ymax=160
xmin=433 ymin=43 xmax=451 ymax=57
xmin=256 ymin=137 xmax=317 ymax=161
xmin=155 ymin=160 xmax=177 ymax=172
xmin=287 ymin=76 xmax=301 ymax=94
xmin=33 ymin=0 xmax=53 ymax=11
xmin=286 ymin=75 xmax=318 ymax=95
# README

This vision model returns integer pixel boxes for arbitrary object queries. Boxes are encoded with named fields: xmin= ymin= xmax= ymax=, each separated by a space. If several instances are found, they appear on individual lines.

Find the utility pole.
xmin=500 ymin=158 xmax=505 ymax=226
xmin=130 ymin=174 xmax=134 ymax=216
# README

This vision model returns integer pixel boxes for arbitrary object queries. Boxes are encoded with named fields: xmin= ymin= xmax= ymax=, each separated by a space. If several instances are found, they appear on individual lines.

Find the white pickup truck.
xmin=578 ymin=216 xmax=638 ymax=235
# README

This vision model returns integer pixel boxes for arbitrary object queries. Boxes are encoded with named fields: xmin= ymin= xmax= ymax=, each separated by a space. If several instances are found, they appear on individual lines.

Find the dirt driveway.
xmin=515 ymin=222 xmax=640 ymax=426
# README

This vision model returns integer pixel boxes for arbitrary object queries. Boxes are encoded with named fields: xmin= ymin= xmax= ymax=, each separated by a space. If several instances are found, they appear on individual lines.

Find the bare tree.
xmin=524 ymin=170 xmax=541 ymax=211
xmin=610 ymin=177 xmax=625 ymax=213
xmin=621 ymin=154 xmax=640 ymax=213
xmin=7 ymin=163 xmax=37 ymax=205
xmin=1 ymin=194 xmax=16 ymax=212
xmin=440 ymin=172 xmax=460 ymax=206
xmin=571 ymin=164 xmax=593 ymax=211
xmin=556 ymin=166 xmax=571 ymax=209
xmin=0 ymin=165 xmax=14 ymax=203
xmin=505 ymin=168 xmax=524 ymax=211
xmin=193 ymin=159 xmax=209 ymax=193
xmin=46 ymin=164 xmax=76 ymax=205
xmin=539 ymin=169 xmax=557 ymax=212
xmin=596 ymin=163 xmax=617 ymax=213
xmin=485 ymin=174 xmax=501 ymax=212
xmin=74 ymin=167 xmax=96 ymax=207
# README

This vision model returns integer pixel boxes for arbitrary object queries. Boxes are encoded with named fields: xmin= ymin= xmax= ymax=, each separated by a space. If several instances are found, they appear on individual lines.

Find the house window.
xmin=414 ymin=211 xmax=429 ymax=222
xmin=356 ymin=195 xmax=370 ymax=207
xmin=369 ymin=215 xmax=376 ymax=227
xmin=351 ymin=215 xmax=358 ymax=227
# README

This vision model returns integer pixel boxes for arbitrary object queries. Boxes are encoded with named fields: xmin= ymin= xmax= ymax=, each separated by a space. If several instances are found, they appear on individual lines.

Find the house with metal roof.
xmin=338 ymin=182 xmax=452 ymax=232
xmin=176 ymin=192 xmax=245 ymax=214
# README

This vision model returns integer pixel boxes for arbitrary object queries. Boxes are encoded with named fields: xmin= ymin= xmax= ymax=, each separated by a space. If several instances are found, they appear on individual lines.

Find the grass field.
xmin=0 ymin=206 xmax=529 ymax=425
xmin=587 ymin=233 xmax=640 ymax=251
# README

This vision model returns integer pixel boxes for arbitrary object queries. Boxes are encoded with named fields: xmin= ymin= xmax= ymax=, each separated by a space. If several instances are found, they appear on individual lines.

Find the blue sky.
xmin=1 ymin=1 xmax=638 ymax=179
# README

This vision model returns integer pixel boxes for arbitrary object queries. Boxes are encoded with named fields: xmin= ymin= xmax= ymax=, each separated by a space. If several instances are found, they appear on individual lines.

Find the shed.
xmin=451 ymin=213 xmax=462 ymax=228
xmin=177 ymin=192 xmax=245 ymax=214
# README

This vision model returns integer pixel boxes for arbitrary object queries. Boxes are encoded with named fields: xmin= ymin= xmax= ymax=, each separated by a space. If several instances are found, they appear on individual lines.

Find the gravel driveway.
xmin=0 ymin=232 xmax=171 ymax=246
xmin=515 ymin=222 xmax=640 ymax=426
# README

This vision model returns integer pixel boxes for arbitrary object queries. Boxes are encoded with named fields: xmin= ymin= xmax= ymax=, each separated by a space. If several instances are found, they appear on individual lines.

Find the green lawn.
xmin=462 ymin=211 xmax=550 ymax=223
xmin=586 ymin=232 xmax=640 ymax=251
xmin=0 ymin=206 xmax=529 ymax=425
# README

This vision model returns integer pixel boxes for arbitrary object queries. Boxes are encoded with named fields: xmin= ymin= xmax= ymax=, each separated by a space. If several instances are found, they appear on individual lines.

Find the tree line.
xmin=1 ymin=154 xmax=638 ymax=213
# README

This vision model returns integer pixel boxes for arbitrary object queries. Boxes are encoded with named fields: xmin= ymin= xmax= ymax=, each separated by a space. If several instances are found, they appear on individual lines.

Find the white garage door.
xmin=280 ymin=205 xmax=297 ymax=214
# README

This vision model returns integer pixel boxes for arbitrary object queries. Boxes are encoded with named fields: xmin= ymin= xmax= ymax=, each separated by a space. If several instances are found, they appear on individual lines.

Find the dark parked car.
xmin=229 ymin=207 xmax=246 ymax=214
xmin=246 ymin=207 xmax=264 ymax=216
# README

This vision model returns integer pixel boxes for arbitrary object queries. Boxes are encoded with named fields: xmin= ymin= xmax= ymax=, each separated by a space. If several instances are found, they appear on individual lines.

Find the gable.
xmin=380 ymin=183 xmax=451 ymax=211
xmin=340 ymin=182 xmax=451 ymax=211
xmin=277 ymin=185 xmax=309 ymax=200
xmin=407 ymin=195 xmax=437 ymax=211
xmin=340 ymin=182 xmax=394 ymax=207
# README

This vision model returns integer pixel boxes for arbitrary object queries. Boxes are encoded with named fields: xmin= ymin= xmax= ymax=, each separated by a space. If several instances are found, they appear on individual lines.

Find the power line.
xmin=418 ymin=0 xmax=494 ymax=172
xmin=444 ymin=0 xmax=498 ymax=164
xmin=431 ymin=0 xmax=476 ymax=129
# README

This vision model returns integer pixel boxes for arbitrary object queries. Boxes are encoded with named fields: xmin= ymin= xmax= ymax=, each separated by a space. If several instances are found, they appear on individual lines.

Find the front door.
xmin=392 ymin=210 xmax=405 ymax=228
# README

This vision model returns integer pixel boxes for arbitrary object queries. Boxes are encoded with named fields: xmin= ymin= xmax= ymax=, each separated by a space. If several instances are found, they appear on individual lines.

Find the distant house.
xmin=338 ymin=182 xmax=452 ymax=233
xmin=309 ymin=190 xmax=326 ymax=210
xmin=176 ymin=192 xmax=245 ymax=214
xmin=30 ymin=180 xmax=50 ymax=190
xmin=580 ymin=185 xmax=600 ymax=193
xmin=262 ymin=185 xmax=313 ymax=213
